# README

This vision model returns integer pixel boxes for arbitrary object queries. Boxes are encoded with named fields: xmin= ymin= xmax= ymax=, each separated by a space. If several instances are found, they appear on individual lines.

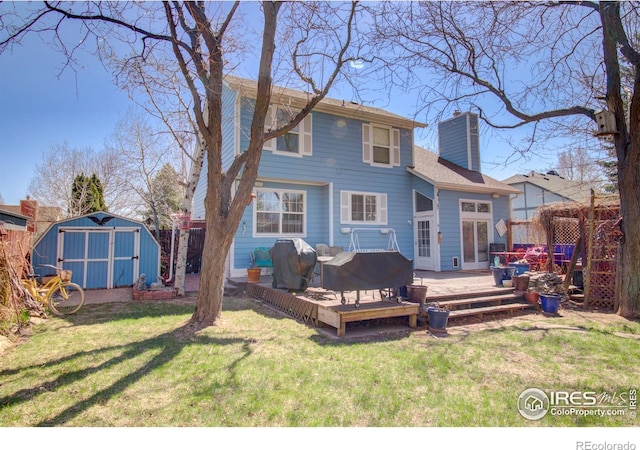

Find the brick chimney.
xmin=20 ymin=197 xmax=38 ymax=233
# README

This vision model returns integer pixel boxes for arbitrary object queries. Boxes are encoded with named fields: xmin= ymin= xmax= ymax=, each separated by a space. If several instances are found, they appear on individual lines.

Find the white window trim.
xmin=340 ymin=190 xmax=388 ymax=225
xmin=362 ymin=123 xmax=400 ymax=168
xmin=459 ymin=199 xmax=492 ymax=219
xmin=263 ymin=105 xmax=312 ymax=157
xmin=253 ymin=187 xmax=307 ymax=237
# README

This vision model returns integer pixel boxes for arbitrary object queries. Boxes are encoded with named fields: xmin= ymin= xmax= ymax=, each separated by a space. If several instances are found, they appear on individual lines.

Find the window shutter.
xmin=340 ymin=191 xmax=350 ymax=223
xmin=362 ymin=123 xmax=372 ymax=164
xmin=263 ymin=105 xmax=276 ymax=152
xmin=300 ymin=114 xmax=312 ymax=156
xmin=391 ymin=128 xmax=400 ymax=166
xmin=379 ymin=194 xmax=388 ymax=224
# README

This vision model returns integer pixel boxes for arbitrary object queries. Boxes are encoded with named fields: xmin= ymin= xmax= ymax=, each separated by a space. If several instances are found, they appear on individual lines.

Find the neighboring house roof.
xmin=224 ymin=75 xmax=427 ymax=130
xmin=502 ymin=171 xmax=590 ymax=202
xmin=409 ymin=146 xmax=521 ymax=195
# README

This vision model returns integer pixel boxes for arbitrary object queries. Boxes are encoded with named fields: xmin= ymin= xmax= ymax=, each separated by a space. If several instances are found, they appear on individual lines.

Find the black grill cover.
xmin=322 ymin=251 xmax=413 ymax=291
xmin=270 ymin=239 xmax=318 ymax=290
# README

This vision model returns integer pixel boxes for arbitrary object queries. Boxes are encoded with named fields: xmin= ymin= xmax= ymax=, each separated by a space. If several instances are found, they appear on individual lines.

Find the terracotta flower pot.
xmin=523 ymin=291 xmax=540 ymax=304
xmin=247 ymin=267 xmax=261 ymax=283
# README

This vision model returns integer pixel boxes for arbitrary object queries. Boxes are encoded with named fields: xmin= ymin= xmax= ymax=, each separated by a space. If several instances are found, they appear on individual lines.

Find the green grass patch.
xmin=0 ymin=298 xmax=638 ymax=426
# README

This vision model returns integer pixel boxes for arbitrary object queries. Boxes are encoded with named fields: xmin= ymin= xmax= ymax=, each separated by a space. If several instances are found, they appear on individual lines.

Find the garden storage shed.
xmin=32 ymin=211 xmax=160 ymax=289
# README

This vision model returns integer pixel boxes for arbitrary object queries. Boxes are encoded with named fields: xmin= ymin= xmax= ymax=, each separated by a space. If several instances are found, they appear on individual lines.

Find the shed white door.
xmin=57 ymin=227 xmax=140 ymax=289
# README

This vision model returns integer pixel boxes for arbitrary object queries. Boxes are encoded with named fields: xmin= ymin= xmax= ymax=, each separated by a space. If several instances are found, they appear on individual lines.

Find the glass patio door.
xmin=462 ymin=220 xmax=490 ymax=270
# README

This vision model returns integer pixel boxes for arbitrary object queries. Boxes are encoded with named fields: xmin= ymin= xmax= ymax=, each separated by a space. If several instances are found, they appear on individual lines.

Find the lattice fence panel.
xmin=585 ymin=204 xmax=621 ymax=310
xmin=247 ymin=283 xmax=317 ymax=323
xmin=553 ymin=218 xmax=580 ymax=245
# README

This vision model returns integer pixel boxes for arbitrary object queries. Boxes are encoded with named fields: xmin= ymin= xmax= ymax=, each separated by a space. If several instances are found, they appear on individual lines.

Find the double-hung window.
xmin=255 ymin=188 xmax=305 ymax=236
xmin=362 ymin=123 xmax=400 ymax=167
xmin=340 ymin=191 xmax=387 ymax=225
xmin=263 ymin=105 xmax=312 ymax=156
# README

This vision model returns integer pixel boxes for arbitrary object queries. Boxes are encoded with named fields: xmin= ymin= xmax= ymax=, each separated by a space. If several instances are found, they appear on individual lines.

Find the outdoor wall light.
xmin=491 ymin=193 xmax=500 ymax=199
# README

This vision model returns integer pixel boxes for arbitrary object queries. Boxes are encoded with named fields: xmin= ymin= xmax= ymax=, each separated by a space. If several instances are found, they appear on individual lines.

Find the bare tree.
xmin=556 ymin=147 xmax=603 ymax=187
xmin=367 ymin=1 xmax=639 ymax=318
xmin=2 ymin=1 xmax=361 ymax=328
xmin=106 ymin=111 xmax=183 ymax=240
xmin=26 ymin=142 xmax=129 ymax=217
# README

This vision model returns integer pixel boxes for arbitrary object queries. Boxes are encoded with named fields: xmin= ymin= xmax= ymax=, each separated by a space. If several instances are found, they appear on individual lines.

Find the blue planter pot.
xmin=509 ymin=262 xmax=530 ymax=275
xmin=540 ymin=294 xmax=562 ymax=314
xmin=427 ymin=307 xmax=450 ymax=329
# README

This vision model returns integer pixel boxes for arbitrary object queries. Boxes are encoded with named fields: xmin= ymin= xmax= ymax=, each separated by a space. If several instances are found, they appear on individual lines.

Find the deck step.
xmin=436 ymin=293 xmax=523 ymax=310
xmin=448 ymin=302 xmax=535 ymax=319
xmin=427 ymin=288 xmax=515 ymax=303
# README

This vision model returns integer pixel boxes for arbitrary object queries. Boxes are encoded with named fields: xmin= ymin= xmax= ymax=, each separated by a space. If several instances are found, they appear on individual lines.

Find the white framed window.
xmin=254 ymin=188 xmax=306 ymax=236
xmin=340 ymin=191 xmax=387 ymax=225
xmin=263 ymin=105 xmax=312 ymax=157
xmin=460 ymin=200 xmax=491 ymax=215
xmin=362 ymin=123 xmax=400 ymax=167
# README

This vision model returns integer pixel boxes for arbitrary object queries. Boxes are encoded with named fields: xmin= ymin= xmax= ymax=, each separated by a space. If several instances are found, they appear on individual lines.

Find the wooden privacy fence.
xmin=157 ymin=227 xmax=206 ymax=277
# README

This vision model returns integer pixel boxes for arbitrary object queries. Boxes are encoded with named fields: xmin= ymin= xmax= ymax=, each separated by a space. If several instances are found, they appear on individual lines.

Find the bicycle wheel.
xmin=48 ymin=282 xmax=85 ymax=315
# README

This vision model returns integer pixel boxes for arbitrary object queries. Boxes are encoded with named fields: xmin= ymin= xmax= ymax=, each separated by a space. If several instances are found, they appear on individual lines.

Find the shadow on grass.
xmin=0 ymin=323 xmax=254 ymax=426
xmin=55 ymin=296 xmax=258 ymax=327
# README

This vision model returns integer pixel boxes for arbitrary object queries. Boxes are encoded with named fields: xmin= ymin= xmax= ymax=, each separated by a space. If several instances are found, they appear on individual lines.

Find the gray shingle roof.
xmin=411 ymin=146 xmax=520 ymax=195
xmin=224 ymin=75 xmax=427 ymax=130
xmin=501 ymin=171 xmax=590 ymax=202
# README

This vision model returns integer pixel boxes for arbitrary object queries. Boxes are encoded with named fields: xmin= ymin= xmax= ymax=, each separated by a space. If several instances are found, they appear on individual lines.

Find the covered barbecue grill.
xmin=270 ymin=238 xmax=317 ymax=291
xmin=322 ymin=251 xmax=413 ymax=307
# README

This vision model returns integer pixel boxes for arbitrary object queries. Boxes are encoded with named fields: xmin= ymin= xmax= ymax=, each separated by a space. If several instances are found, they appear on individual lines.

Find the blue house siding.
xmin=225 ymin=100 xmax=417 ymax=273
xmin=437 ymin=190 xmax=510 ymax=271
xmin=32 ymin=212 xmax=160 ymax=289
xmin=438 ymin=112 xmax=480 ymax=172
xmin=469 ymin=114 xmax=480 ymax=172
xmin=192 ymin=84 xmax=238 ymax=220
xmin=438 ymin=116 xmax=470 ymax=169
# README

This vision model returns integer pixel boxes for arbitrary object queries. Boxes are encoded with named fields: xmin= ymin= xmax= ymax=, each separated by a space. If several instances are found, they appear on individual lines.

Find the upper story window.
xmin=263 ymin=105 xmax=312 ymax=157
xmin=255 ymin=188 xmax=306 ymax=236
xmin=340 ymin=190 xmax=388 ymax=225
xmin=362 ymin=123 xmax=400 ymax=167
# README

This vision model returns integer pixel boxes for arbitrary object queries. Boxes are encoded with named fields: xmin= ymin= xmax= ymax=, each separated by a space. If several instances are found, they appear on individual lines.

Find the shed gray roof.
xmin=501 ymin=171 xmax=590 ymax=202
xmin=410 ymin=146 xmax=520 ymax=195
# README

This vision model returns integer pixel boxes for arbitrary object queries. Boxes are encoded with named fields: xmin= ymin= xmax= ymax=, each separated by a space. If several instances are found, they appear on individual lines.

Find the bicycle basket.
xmin=60 ymin=270 xmax=72 ymax=282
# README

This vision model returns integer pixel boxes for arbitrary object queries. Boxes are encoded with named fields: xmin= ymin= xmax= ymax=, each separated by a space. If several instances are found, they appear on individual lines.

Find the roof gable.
xmin=502 ymin=171 xmax=590 ymax=202
xmin=410 ymin=146 xmax=520 ymax=195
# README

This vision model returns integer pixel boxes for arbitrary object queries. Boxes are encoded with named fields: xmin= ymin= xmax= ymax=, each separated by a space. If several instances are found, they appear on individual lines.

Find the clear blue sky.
xmin=0 ymin=6 xmax=549 ymax=207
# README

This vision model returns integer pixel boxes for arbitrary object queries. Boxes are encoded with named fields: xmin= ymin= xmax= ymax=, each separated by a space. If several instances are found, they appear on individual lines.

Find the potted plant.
xmin=532 ymin=273 xmax=565 ymax=314
xmin=426 ymin=302 xmax=450 ymax=333
xmin=523 ymin=288 xmax=540 ymax=304
xmin=246 ymin=262 xmax=262 ymax=283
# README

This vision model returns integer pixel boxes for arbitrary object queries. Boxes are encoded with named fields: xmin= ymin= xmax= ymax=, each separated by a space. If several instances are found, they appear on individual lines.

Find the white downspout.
xmin=329 ymin=182 xmax=334 ymax=246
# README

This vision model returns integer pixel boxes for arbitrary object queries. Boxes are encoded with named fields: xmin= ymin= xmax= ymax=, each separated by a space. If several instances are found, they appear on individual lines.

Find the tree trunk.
xmin=614 ymin=141 xmax=640 ymax=319
xmin=190 ymin=224 xmax=231 ymax=325
xmin=599 ymin=2 xmax=640 ymax=319
xmin=173 ymin=133 xmax=206 ymax=297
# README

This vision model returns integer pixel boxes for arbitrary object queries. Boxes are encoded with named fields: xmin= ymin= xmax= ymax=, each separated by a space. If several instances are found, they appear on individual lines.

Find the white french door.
xmin=414 ymin=213 xmax=435 ymax=270
xmin=461 ymin=220 xmax=490 ymax=270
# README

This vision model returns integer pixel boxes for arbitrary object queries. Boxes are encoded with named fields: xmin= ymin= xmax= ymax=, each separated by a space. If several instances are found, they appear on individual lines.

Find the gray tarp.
xmin=322 ymin=251 xmax=413 ymax=291
xmin=270 ymin=239 xmax=318 ymax=290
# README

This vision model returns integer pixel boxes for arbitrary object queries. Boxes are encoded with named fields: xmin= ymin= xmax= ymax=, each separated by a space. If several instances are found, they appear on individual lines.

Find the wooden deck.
xmin=246 ymin=283 xmax=419 ymax=337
